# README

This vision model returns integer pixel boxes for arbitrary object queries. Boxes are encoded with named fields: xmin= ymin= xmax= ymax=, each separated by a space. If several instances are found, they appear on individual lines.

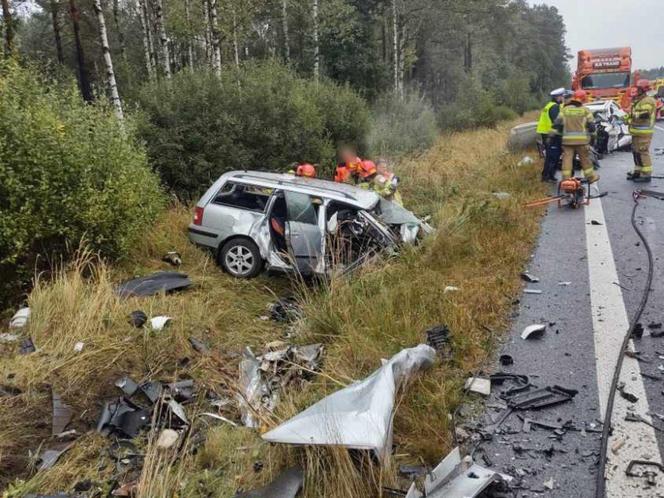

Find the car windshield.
xmin=581 ymin=72 xmax=630 ymax=90
xmin=373 ymin=199 xmax=420 ymax=225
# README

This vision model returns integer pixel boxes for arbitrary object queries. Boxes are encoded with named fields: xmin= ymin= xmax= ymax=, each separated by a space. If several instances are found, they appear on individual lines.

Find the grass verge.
xmin=0 ymin=122 xmax=545 ymax=497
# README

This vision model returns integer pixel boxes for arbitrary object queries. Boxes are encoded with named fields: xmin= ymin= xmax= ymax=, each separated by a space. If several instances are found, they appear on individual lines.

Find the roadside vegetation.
xmin=1 ymin=119 xmax=546 ymax=496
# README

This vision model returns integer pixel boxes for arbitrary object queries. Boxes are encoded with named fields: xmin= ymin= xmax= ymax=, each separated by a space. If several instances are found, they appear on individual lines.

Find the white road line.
xmin=585 ymin=196 xmax=663 ymax=497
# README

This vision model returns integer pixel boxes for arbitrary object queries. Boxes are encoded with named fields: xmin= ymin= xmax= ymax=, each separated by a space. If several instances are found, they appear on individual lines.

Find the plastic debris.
xmin=506 ymin=385 xmax=577 ymax=410
xmin=161 ymin=251 xmax=182 ymax=267
xmin=518 ymin=156 xmax=534 ymax=166
xmin=425 ymin=325 xmax=451 ymax=355
xmin=234 ymin=467 xmax=304 ymax=498
xmin=499 ymin=354 xmax=514 ymax=366
xmin=465 ymin=377 xmax=491 ymax=396
xmin=0 ymin=333 xmax=19 ymax=343
xmin=269 ymin=297 xmax=302 ymax=323
xmin=189 ymin=336 xmax=210 ymax=354
xmin=150 ymin=316 xmax=172 ymax=331
xmin=520 ymin=272 xmax=539 ymax=283
xmin=73 ymin=341 xmax=84 ymax=352
xmin=115 ymin=376 xmax=139 ymax=397
xmin=37 ymin=442 xmax=75 ymax=471
xmin=156 ymin=429 xmax=179 ymax=449
xmin=558 ymin=281 xmax=572 ymax=286
xmin=521 ymin=324 xmax=546 ymax=340
xmin=9 ymin=307 xmax=30 ymax=329
xmin=52 ymin=391 xmax=73 ymax=436
xmin=116 ymin=272 xmax=192 ymax=298
xmin=492 ymin=192 xmax=511 ymax=200
xmin=523 ymin=289 xmax=542 ymax=295
xmin=128 ymin=310 xmax=148 ymax=328
xmin=19 ymin=337 xmax=36 ymax=354
xmin=262 ymin=344 xmax=436 ymax=460
xmin=444 ymin=286 xmax=460 ymax=293
xmin=97 ymin=398 xmax=151 ymax=438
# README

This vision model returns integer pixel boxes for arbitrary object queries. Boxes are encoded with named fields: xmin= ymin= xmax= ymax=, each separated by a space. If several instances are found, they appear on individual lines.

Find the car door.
xmin=283 ymin=191 xmax=324 ymax=274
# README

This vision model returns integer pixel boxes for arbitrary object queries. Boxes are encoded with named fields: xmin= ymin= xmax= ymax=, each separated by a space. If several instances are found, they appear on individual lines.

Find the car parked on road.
xmin=188 ymin=171 xmax=432 ymax=278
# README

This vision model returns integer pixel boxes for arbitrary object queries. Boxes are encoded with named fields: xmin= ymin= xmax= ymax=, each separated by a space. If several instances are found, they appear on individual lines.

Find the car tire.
xmin=218 ymin=238 xmax=263 ymax=278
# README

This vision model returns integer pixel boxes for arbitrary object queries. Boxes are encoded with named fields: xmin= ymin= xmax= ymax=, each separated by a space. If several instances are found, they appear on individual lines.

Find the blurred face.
xmin=339 ymin=147 xmax=356 ymax=163
xmin=376 ymin=160 xmax=388 ymax=174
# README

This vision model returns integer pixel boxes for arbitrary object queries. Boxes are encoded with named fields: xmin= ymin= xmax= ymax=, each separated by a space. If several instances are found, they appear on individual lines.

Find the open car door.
xmin=284 ymin=191 xmax=325 ymax=275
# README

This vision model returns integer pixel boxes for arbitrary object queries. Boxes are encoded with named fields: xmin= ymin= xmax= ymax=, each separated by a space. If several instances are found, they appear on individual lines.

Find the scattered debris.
xmin=649 ymin=322 xmax=662 ymax=330
xmin=200 ymin=412 xmax=238 ymax=427
xmin=238 ymin=343 xmax=325 ymax=428
xmin=0 ymin=332 xmax=19 ymax=343
xmin=624 ymin=413 xmax=663 ymax=433
xmin=189 ymin=336 xmax=210 ymax=354
xmin=156 ymin=429 xmax=180 ymax=449
xmin=97 ymin=398 xmax=151 ymax=438
xmin=521 ymin=324 xmax=546 ymax=340
xmin=115 ymin=377 xmax=139 ymax=397
xmin=518 ymin=156 xmax=534 ymax=167
xmin=269 ymin=297 xmax=302 ymax=323
xmin=523 ymin=289 xmax=542 ymax=295
xmin=625 ymin=460 xmax=664 ymax=487
xmin=444 ymin=286 xmax=460 ymax=293
xmin=492 ymin=192 xmax=511 ymax=200
xmin=611 ymin=438 xmax=626 ymax=454
xmin=520 ymin=272 xmax=539 ymax=283
xmin=37 ymin=442 xmax=75 ymax=471
xmin=19 ymin=337 xmax=36 ymax=354
xmin=543 ymin=478 xmax=555 ymax=490
xmin=149 ymin=316 xmax=172 ymax=331
xmin=426 ymin=325 xmax=451 ymax=355
xmin=162 ymin=251 xmax=182 ymax=267
xmin=116 ymin=272 xmax=192 ymax=298
xmin=506 ymin=385 xmax=577 ymax=410
xmin=234 ymin=467 xmax=304 ymax=498
xmin=465 ymin=377 xmax=491 ymax=396
xmin=73 ymin=341 xmax=84 ymax=352
xmin=262 ymin=344 xmax=436 ymax=459
xmin=617 ymin=382 xmax=639 ymax=403
xmin=129 ymin=310 xmax=148 ymax=328
xmin=52 ymin=391 xmax=73 ymax=436
xmin=632 ymin=323 xmax=645 ymax=339
xmin=655 ymin=148 xmax=664 ymax=156
xmin=591 ymin=220 xmax=603 ymax=226
xmin=9 ymin=307 xmax=30 ymax=329
xmin=499 ymin=354 xmax=514 ymax=366
xmin=558 ymin=281 xmax=572 ymax=286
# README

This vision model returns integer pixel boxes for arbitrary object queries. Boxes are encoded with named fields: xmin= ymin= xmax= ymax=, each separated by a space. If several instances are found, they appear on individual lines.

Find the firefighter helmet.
xmin=572 ymin=90 xmax=587 ymax=103
xmin=296 ymin=163 xmax=316 ymax=178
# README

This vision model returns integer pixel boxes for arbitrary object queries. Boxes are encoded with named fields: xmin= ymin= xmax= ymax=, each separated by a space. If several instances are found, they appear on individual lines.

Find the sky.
xmin=530 ymin=0 xmax=664 ymax=71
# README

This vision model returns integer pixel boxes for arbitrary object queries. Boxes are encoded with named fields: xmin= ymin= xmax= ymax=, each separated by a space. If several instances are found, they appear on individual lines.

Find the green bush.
xmin=134 ymin=63 xmax=370 ymax=197
xmin=437 ymin=76 xmax=517 ymax=131
xmin=367 ymin=90 xmax=439 ymax=157
xmin=0 ymin=62 xmax=164 ymax=304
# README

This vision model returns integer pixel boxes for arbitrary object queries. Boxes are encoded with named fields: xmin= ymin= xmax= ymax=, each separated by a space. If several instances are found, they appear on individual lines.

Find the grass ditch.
xmin=0 ymin=122 xmax=545 ymax=497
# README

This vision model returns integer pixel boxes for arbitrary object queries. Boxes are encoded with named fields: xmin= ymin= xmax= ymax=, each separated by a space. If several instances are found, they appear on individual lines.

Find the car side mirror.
xmin=327 ymin=212 xmax=338 ymax=234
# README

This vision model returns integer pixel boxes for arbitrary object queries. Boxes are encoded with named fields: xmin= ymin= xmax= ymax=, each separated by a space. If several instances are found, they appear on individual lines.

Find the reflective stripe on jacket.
xmin=629 ymin=96 xmax=657 ymax=136
xmin=556 ymin=105 xmax=594 ymax=146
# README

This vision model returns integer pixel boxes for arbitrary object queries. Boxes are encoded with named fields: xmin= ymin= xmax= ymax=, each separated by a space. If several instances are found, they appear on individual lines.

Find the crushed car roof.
xmin=204 ymin=171 xmax=381 ymax=210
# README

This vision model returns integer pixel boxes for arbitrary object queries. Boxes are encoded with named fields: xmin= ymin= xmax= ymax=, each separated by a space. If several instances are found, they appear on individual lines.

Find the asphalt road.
xmin=464 ymin=127 xmax=664 ymax=497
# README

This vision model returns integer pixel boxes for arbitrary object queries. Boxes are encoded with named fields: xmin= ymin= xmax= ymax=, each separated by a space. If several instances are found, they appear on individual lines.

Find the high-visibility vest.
xmin=559 ymin=105 xmax=594 ymax=146
xmin=629 ymin=96 xmax=657 ymax=136
xmin=536 ymin=102 xmax=556 ymax=134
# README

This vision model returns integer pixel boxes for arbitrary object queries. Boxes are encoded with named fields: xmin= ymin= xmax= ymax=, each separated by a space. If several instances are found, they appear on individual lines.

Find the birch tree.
xmin=93 ymin=0 xmax=124 ymax=121
xmin=184 ymin=0 xmax=194 ymax=71
xmin=1 ymin=0 xmax=13 ymax=56
xmin=312 ymin=0 xmax=319 ymax=81
xmin=209 ymin=0 xmax=222 ymax=77
xmin=112 ymin=0 xmax=127 ymax=61
xmin=137 ymin=0 xmax=154 ymax=79
xmin=281 ymin=0 xmax=290 ymax=63
xmin=154 ymin=0 xmax=171 ymax=78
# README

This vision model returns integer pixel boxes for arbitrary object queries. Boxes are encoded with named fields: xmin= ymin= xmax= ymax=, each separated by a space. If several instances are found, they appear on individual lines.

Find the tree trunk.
xmin=1 ymin=0 xmax=13 ymax=56
xmin=392 ymin=0 xmax=398 ymax=95
xmin=203 ymin=0 xmax=211 ymax=65
xmin=232 ymin=9 xmax=240 ymax=68
xmin=68 ymin=0 xmax=93 ymax=101
xmin=49 ymin=0 xmax=64 ymax=63
xmin=93 ymin=0 xmax=124 ymax=120
xmin=112 ymin=0 xmax=127 ymax=61
xmin=184 ymin=0 xmax=194 ymax=71
xmin=464 ymin=31 xmax=472 ymax=73
xmin=154 ymin=0 xmax=171 ymax=78
xmin=137 ymin=0 xmax=154 ymax=79
xmin=209 ymin=0 xmax=222 ymax=77
xmin=312 ymin=0 xmax=319 ymax=82
xmin=398 ymin=22 xmax=406 ymax=97
xmin=281 ymin=0 xmax=290 ymax=63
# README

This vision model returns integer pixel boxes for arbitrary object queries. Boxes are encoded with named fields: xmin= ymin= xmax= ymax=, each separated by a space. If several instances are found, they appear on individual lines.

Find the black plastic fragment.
xmin=116 ymin=272 xmax=192 ymax=298
xmin=189 ymin=336 xmax=210 ymax=354
xmin=426 ymin=325 xmax=451 ymax=354
xmin=269 ymin=297 xmax=301 ymax=323
xmin=499 ymin=354 xmax=514 ymax=366
xmin=19 ymin=337 xmax=36 ymax=354
xmin=234 ymin=467 xmax=304 ymax=498
xmin=617 ymin=383 xmax=639 ymax=403
xmin=632 ymin=323 xmax=645 ymax=339
xmin=507 ymin=385 xmax=577 ymax=410
xmin=129 ymin=311 xmax=148 ymax=328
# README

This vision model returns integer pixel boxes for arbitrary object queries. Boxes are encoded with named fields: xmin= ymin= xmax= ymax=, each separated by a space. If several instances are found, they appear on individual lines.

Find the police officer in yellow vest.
xmin=552 ymin=90 xmax=600 ymax=184
xmin=626 ymin=80 xmax=658 ymax=183
xmin=537 ymin=88 xmax=566 ymax=183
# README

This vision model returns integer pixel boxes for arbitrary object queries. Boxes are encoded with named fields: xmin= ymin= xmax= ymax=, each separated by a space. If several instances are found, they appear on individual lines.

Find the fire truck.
xmin=572 ymin=47 xmax=633 ymax=109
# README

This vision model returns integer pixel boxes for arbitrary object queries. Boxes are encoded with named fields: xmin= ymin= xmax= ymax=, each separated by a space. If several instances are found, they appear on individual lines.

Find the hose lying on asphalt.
xmin=595 ymin=190 xmax=656 ymax=498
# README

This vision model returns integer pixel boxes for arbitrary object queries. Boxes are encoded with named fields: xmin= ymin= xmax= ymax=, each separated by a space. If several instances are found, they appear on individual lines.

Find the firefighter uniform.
xmin=554 ymin=101 xmax=599 ymax=183
xmin=628 ymin=94 xmax=657 ymax=180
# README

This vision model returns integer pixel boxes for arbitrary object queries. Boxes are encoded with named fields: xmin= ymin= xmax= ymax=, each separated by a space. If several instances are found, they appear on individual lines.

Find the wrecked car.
xmin=188 ymin=171 xmax=432 ymax=278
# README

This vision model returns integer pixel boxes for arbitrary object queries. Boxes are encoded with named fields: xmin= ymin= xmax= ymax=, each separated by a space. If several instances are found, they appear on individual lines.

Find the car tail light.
xmin=193 ymin=206 xmax=204 ymax=226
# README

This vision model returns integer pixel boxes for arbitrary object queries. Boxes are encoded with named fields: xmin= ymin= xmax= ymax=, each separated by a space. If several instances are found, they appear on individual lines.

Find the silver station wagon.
xmin=188 ymin=171 xmax=431 ymax=278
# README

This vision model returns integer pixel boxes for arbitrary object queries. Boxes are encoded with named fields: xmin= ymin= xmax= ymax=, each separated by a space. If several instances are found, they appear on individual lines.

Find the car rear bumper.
xmin=188 ymin=225 xmax=219 ymax=248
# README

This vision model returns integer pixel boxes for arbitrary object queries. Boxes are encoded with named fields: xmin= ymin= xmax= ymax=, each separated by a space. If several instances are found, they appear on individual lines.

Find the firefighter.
xmin=356 ymin=160 xmax=378 ymax=188
xmin=552 ymin=89 xmax=599 ymax=183
xmin=537 ymin=87 xmax=566 ymax=183
xmin=334 ymin=146 xmax=362 ymax=183
xmin=626 ymin=80 xmax=657 ymax=183
xmin=295 ymin=163 xmax=316 ymax=178
xmin=375 ymin=159 xmax=403 ymax=205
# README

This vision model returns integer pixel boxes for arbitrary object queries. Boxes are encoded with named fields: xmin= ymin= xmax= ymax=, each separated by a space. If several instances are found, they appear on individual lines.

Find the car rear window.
xmin=213 ymin=182 xmax=272 ymax=212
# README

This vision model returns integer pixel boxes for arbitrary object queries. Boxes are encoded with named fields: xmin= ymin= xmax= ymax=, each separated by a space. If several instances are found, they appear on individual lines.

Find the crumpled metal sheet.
xmin=115 ymin=272 xmax=192 ymax=298
xmin=234 ymin=467 xmax=304 ymax=498
xmin=37 ymin=441 xmax=75 ymax=471
xmin=52 ymin=391 xmax=73 ymax=436
xmin=262 ymin=344 xmax=436 ymax=459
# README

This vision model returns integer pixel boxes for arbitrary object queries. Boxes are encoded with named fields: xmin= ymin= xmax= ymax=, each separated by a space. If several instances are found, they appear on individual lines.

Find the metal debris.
xmin=521 ymin=324 xmax=546 ymax=340
xmin=520 ymin=273 xmax=540 ymax=283
xmin=625 ymin=460 xmax=664 ymax=487
xmin=262 ymin=344 xmax=435 ymax=460
xmin=234 ymin=467 xmax=304 ymax=498
xmin=116 ymin=272 xmax=192 ymax=298
xmin=115 ymin=377 xmax=139 ymax=397
xmin=52 ymin=391 xmax=73 ymax=436
xmin=162 ymin=251 xmax=182 ymax=267
xmin=37 ymin=442 xmax=75 ymax=471
xmin=269 ymin=297 xmax=302 ymax=323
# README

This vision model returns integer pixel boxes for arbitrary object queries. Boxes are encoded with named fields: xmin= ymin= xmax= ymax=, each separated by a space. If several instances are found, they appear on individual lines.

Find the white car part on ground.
xmin=262 ymin=344 xmax=436 ymax=460
xmin=9 ymin=307 xmax=30 ymax=329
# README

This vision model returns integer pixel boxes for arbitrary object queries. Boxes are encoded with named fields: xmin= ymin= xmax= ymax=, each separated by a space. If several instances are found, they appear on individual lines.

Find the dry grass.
xmin=0 ymin=122 xmax=545 ymax=497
